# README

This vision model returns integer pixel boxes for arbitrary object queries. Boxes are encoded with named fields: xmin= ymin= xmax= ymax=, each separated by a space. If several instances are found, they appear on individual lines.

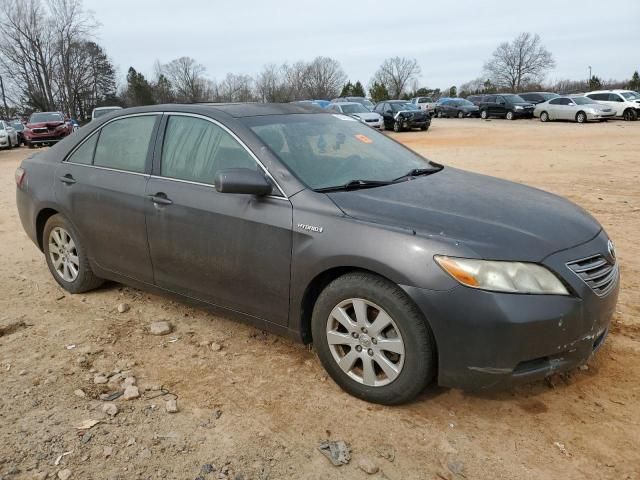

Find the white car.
xmin=0 ymin=120 xmax=19 ymax=149
xmin=410 ymin=96 xmax=437 ymax=114
xmin=327 ymin=102 xmax=384 ymax=129
xmin=584 ymin=90 xmax=640 ymax=121
xmin=534 ymin=96 xmax=616 ymax=123
xmin=91 ymin=106 xmax=123 ymax=121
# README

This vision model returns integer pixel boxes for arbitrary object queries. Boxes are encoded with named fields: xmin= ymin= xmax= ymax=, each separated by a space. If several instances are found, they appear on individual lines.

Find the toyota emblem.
xmin=608 ymin=240 xmax=616 ymax=261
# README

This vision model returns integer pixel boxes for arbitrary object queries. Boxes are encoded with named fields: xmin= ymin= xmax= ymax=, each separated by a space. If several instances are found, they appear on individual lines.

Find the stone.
xmin=102 ymin=403 xmax=119 ymax=416
xmin=117 ymin=303 xmax=130 ymax=313
xmin=73 ymin=389 xmax=86 ymax=398
xmin=122 ymin=376 xmax=136 ymax=388
xmin=165 ymin=398 xmax=178 ymax=413
xmin=122 ymin=386 xmax=140 ymax=400
xmin=358 ymin=458 xmax=379 ymax=475
xmin=210 ymin=342 xmax=222 ymax=352
xmin=57 ymin=470 xmax=72 ymax=480
xmin=94 ymin=374 xmax=108 ymax=384
xmin=201 ymin=464 xmax=215 ymax=474
xmin=104 ymin=446 xmax=114 ymax=458
xmin=149 ymin=321 xmax=172 ymax=336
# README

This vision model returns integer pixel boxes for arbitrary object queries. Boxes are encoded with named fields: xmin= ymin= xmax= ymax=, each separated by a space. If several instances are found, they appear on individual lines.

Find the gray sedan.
xmin=534 ymin=96 xmax=616 ymax=123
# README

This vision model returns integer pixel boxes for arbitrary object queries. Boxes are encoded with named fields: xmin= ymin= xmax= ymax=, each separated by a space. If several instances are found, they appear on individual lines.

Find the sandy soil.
xmin=1 ymin=118 xmax=639 ymax=480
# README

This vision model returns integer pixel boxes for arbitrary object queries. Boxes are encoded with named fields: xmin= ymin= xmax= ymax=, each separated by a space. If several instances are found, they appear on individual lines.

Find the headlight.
xmin=434 ymin=256 xmax=569 ymax=295
xmin=514 ymin=106 xmax=523 ymax=110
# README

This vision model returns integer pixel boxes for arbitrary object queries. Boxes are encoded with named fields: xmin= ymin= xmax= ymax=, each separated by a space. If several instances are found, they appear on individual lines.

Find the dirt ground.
xmin=1 ymin=118 xmax=639 ymax=480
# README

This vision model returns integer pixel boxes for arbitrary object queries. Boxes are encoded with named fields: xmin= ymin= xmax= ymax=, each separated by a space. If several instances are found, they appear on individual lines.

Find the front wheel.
xmin=505 ymin=110 xmax=514 ymax=120
xmin=540 ymin=111 xmax=549 ymax=122
xmin=623 ymin=108 xmax=638 ymax=121
xmin=43 ymin=214 xmax=104 ymax=293
xmin=457 ymin=111 xmax=464 ymax=119
xmin=480 ymin=109 xmax=488 ymax=119
xmin=420 ymin=125 xmax=428 ymax=131
xmin=393 ymin=121 xmax=402 ymax=132
xmin=312 ymin=272 xmax=436 ymax=405
xmin=576 ymin=111 xmax=587 ymax=124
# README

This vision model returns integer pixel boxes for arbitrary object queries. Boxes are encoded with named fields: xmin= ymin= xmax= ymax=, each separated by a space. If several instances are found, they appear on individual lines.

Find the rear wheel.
xmin=457 ymin=111 xmax=464 ymax=119
xmin=312 ymin=272 xmax=436 ymax=405
xmin=393 ymin=121 xmax=402 ymax=132
xmin=505 ymin=110 xmax=515 ymax=120
xmin=43 ymin=214 xmax=103 ymax=293
xmin=540 ymin=111 xmax=549 ymax=122
xmin=576 ymin=111 xmax=587 ymax=124
xmin=437 ymin=111 xmax=443 ymax=118
xmin=623 ymin=108 xmax=638 ymax=121
xmin=480 ymin=109 xmax=488 ymax=119
xmin=6 ymin=137 xmax=12 ymax=150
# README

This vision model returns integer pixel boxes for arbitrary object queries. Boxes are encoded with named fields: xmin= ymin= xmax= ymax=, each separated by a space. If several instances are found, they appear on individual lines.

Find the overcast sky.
xmin=84 ymin=0 xmax=639 ymax=90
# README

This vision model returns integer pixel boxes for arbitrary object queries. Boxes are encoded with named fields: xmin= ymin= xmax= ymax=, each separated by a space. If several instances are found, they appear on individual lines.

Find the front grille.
xmin=567 ymin=254 xmax=618 ymax=296
xmin=32 ymin=128 xmax=47 ymax=133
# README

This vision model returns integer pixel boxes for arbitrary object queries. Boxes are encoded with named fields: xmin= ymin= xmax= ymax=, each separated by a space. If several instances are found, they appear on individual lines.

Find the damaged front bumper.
xmin=402 ymin=230 xmax=619 ymax=391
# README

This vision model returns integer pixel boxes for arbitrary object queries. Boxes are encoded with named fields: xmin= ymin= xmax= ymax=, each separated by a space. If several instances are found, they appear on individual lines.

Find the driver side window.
xmin=161 ymin=115 xmax=257 ymax=185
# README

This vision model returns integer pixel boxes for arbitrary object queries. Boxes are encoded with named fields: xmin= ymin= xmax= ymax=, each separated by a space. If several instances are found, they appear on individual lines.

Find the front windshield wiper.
xmin=314 ymin=179 xmax=392 ymax=193
xmin=392 ymin=165 xmax=444 ymax=182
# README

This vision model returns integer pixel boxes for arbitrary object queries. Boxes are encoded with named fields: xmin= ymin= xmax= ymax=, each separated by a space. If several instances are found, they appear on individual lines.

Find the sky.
xmin=84 ymin=0 xmax=640 ymax=90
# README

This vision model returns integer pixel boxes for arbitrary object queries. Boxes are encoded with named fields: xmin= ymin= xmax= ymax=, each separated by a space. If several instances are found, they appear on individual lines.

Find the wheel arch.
xmin=36 ymin=208 xmax=59 ymax=251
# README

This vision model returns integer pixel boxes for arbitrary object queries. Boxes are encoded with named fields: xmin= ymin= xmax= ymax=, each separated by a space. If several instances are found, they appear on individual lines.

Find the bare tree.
xmin=483 ymin=32 xmax=555 ymax=92
xmin=303 ymin=56 xmax=346 ymax=99
xmin=282 ymin=61 xmax=308 ymax=100
xmin=371 ymin=57 xmax=421 ymax=98
xmin=255 ymin=63 xmax=290 ymax=102
xmin=159 ymin=56 xmax=208 ymax=103
xmin=217 ymin=73 xmax=255 ymax=102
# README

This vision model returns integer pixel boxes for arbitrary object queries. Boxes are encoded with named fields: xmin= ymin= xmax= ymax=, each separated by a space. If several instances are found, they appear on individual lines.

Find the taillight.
xmin=15 ymin=167 xmax=25 ymax=188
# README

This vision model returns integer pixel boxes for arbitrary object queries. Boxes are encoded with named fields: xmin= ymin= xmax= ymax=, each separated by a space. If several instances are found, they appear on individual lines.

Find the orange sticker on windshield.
xmin=355 ymin=134 xmax=373 ymax=144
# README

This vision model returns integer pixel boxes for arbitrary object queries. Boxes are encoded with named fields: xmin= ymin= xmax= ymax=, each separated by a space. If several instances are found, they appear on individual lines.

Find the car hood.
xmin=511 ymin=102 xmax=535 ymax=108
xmin=326 ymin=167 xmax=601 ymax=261
xmin=26 ymin=121 xmax=65 ymax=129
xmin=351 ymin=112 xmax=381 ymax=121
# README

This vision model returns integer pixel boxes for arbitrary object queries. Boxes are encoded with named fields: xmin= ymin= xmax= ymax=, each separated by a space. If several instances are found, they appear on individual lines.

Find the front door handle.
xmin=148 ymin=193 xmax=173 ymax=206
xmin=59 ymin=174 xmax=76 ymax=185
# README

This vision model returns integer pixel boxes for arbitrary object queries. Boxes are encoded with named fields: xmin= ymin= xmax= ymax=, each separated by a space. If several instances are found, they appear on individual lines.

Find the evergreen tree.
xmin=124 ymin=67 xmax=155 ymax=106
xmin=340 ymin=81 xmax=354 ymax=97
xmin=368 ymin=82 xmax=389 ymax=103
xmin=628 ymin=71 xmax=640 ymax=92
xmin=352 ymin=81 xmax=366 ymax=97
xmin=449 ymin=86 xmax=457 ymax=97
xmin=589 ymin=75 xmax=602 ymax=90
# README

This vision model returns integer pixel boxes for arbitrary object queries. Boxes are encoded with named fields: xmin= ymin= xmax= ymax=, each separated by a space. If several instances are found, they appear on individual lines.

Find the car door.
xmin=547 ymin=98 xmax=563 ymax=120
xmin=144 ymin=113 xmax=293 ymax=326
xmin=54 ymin=113 xmax=160 ymax=283
xmin=495 ymin=96 xmax=507 ymax=116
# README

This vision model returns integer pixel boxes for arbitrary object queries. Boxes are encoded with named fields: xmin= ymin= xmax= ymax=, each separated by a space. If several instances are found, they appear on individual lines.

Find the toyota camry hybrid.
xmin=15 ymin=104 xmax=619 ymax=405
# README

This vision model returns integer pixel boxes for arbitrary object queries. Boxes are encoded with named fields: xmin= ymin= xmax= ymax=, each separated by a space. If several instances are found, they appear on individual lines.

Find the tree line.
xmin=0 ymin=0 xmax=637 ymax=120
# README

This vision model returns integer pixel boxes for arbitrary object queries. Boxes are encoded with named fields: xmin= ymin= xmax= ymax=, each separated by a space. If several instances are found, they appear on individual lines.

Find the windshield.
xmin=391 ymin=103 xmax=418 ymax=112
xmin=94 ymin=108 xmax=121 ymax=118
xmin=29 ymin=112 xmax=63 ymax=123
xmin=451 ymin=99 xmax=474 ymax=106
xmin=503 ymin=94 xmax=526 ymax=103
xmin=542 ymin=93 xmax=560 ymax=100
xmin=573 ymin=97 xmax=597 ymax=105
xmin=245 ymin=114 xmax=435 ymax=190
xmin=11 ymin=122 xmax=24 ymax=131
xmin=621 ymin=91 xmax=640 ymax=100
xmin=418 ymin=97 xmax=433 ymax=103
xmin=341 ymin=104 xmax=369 ymax=114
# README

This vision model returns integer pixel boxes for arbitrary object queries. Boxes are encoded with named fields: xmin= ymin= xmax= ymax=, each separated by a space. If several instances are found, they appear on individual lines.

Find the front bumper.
xmin=399 ymin=117 xmax=431 ymax=129
xmin=403 ymin=230 xmax=619 ymax=391
xmin=0 ymin=137 xmax=9 ymax=146
xmin=512 ymin=109 xmax=534 ymax=118
xmin=587 ymin=111 xmax=616 ymax=120
xmin=25 ymin=131 xmax=68 ymax=144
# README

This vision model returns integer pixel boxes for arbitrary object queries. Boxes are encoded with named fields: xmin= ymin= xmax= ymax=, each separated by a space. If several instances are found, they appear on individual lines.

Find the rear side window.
xmin=161 ymin=115 xmax=257 ymax=184
xmin=484 ymin=96 xmax=496 ymax=102
xmin=68 ymin=134 xmax=98 ymax=165
xmin=93 ymin=116 xmax=157 ymax=173
xmin=608 ymin=93 xmax=623 ymax=102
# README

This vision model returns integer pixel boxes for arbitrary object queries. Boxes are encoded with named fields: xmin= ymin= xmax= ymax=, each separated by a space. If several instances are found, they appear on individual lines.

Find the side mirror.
xmin=214 ymin=168 xmax=273 ymax=196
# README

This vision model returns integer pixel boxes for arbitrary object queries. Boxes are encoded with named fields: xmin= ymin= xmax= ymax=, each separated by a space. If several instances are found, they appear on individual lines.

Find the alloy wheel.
xmin=480 ymin=110 xmax=488 ymax=119
xmin=540 ymin=112 xmax=549 ymax=122
xmin=326 ymin=298 xmax=405 ymax=387
xmin=48 ymin=227 xmax=80 ymax=282
xmin=577 ymin=112 xmax=586 ymax=123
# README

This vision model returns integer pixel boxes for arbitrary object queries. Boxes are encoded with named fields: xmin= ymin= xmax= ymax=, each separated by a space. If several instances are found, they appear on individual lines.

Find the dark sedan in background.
xmin=519 ymin=92 xmax=560 ymax=105
xmin=435 ymin=98 xmax=480 ymax=118
xmin=478 ymin=94 xmax=535 ymax=119
xmin=16 ymin=104 xmax=618 ymax=405
xmin=373 ymin=100 xmax=431 ymax=131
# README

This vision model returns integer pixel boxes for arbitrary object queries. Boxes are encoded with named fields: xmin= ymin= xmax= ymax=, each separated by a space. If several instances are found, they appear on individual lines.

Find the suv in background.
xmin=331 ymin=97 xmax=375 ymax=111
xmin=374 ymin=100 xmax=431 ymax=132
xmin=410 ymin=96 xmax=437 ymax=114
xmin=519 ymin=92 xmax=560 ymax=105
xmin=466 ymin=95 xmax=486 ymax=106
xmin=478 ymin=94 xmax=535 ymax=120
xmin=24 ymin=112 xmax=72 ymax=148
xmin=584 ymin=90 xmax=640 ymax=121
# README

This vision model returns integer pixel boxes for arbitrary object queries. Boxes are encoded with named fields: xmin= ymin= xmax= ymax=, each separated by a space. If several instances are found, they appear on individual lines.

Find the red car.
xmin=24 ymin=112 xmax=72 ymax=148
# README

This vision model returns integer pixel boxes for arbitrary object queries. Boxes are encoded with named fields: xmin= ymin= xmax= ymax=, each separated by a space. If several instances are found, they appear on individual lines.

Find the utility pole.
xmin=0 ymin=75 xmax=8 ymax=119
xmin=588 ymin=66 xmax=592 ymax=84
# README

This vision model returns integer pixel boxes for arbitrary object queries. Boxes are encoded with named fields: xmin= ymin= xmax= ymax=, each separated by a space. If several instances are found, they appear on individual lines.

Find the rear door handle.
xmin=148 ymin=193 xmax=173 ymax=206
xmin=59 ymin=174 xmax=76 ymax=185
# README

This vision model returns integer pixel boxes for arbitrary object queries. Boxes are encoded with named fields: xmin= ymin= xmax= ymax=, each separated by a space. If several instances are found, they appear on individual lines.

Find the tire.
xmin=480 ymin=109 xmax=488 ymax=119
xmin=7 ymin=138 xmax=12 ymax=149
xmin=540 ymin=111 xmax=549 ymax=122
xmin=27 ymin=141 xmax=34 ymax=149
xmin=393 ymin=121 xmax=402 ymax=132
xmin=311 ymin=272 xmax=436 ymax=405
xmin=43 ymin=214 xmax=103 ymax=293
xmin=420 ymin=125 xmax=428 ymax=131
xmin=505 ymin=110 xmax=514 ymax=120
xmin=623 ymin=108 xmax=638 ymax=121
xmin=457 ymin=111 xmax=464 ymax=119
xmin=576 ymin=111 xmax=587 ymax=124
xmin=437 ymin=111 xmax=443 ymax=118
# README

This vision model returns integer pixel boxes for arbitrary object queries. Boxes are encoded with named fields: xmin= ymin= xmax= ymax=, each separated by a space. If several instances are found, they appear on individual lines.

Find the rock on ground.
xmin=122 ymin=385 xmax=140 ymax=400
xmin=165 ymin=398 xmax=178 ymax=413
xmin=102 ymin=403 xmax=119 ymax=416
xmin=149 ymin=321 xmax=172 ymax=336
xmin=57 ymin=469 xmax=72 ymax=480
xmin=358 ymin=457 xmax=379 ymax=475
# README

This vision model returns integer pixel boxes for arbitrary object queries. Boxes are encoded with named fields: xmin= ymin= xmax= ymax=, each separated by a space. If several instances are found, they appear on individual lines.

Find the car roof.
xmin=333 ymin=102 xmax=362 ymax=106
xmin=108 ymin=103 xmax=326 ymax=118
xmin=387 ymin=100 xmax=411 ymax=103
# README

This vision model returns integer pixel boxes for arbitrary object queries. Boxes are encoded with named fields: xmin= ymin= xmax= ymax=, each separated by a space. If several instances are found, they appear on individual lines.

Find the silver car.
xmin=534 ymin=96 xmax=616 ymax=123
xmin=0 ymin=120 xmax=19 ymax=149
xmin=328 ymin=102 xmax=384 ymax=129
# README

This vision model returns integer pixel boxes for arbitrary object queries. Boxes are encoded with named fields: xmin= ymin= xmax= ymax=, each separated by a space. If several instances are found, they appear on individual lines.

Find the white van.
xmin=584 ymin=90 xmax=640 ymax=121
xmin=91 ymin=106 xmax=123 ymax=121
